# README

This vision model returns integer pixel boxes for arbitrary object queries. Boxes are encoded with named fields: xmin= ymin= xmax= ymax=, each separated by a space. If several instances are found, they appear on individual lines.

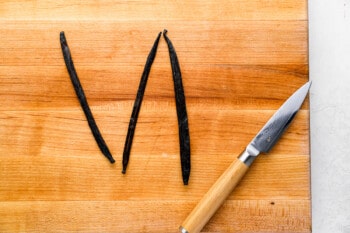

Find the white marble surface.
xmin=309 ymin=1 xmax=350 ymax=232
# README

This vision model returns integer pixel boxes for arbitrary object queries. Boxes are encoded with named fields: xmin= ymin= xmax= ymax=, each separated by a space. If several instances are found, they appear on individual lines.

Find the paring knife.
xmin=180 ymin=81 xmax=311 ymax=233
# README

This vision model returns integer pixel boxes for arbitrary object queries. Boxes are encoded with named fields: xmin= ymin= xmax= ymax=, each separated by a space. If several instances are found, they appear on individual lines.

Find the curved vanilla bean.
xmin=60 ymin=31 xmax=115 ymax=164
xmin=163 ymin=30 xmax=191 ymax=185
xmin=122 ymin=32 xmax=162 ymax=174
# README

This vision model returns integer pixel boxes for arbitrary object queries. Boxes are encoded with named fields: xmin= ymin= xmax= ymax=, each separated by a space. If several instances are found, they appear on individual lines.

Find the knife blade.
xmin=179 ymin=81 xmax=311 ymax=233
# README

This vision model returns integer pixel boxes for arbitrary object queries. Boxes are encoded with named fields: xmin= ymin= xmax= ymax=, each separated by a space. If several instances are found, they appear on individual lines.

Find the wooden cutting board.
xmin=0 ymin=1 xmax=309 ymax=232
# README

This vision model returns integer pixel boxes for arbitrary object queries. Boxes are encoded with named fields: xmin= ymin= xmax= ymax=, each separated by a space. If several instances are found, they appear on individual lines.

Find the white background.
xmin=309 ymin=1 xmax=350 ymax=232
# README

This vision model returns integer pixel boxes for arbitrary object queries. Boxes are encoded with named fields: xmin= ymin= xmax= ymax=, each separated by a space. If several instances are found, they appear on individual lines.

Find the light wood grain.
xmin=0 ymin=1 xmax=309 ymax=232
xmin=0 ymin=21 xmax=307 ymax=66
xmin=0 ymin=200 xmax=310 ymax=233
xmin=0 ymin=109 xmax=309 ymax=201
xmin=0 ymin=64 xmax=308 ymax=110
xmin=0 ymin=153 xmax=310 ymax=201
xmin=0 ymin=0 xmax=307 ymax=20
xmin=0 ymin=109 xmax=309 ymax=157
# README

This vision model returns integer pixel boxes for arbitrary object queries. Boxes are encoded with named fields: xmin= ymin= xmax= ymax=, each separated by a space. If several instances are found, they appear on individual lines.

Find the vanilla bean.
xmin=60 ymin=31 xmax=115 ymax=164
xmin=122 ymin=32 xmax=162 ymax=174
xmin=163 ymin=30 xmax=191 ymax=185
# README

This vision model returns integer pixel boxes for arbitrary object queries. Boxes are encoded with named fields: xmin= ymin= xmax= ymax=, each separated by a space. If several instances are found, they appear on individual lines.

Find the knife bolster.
xmin=179 ymin=226 xmax=189 ymax=233
xmin=238 ymin=145 xmax=260 ymax=166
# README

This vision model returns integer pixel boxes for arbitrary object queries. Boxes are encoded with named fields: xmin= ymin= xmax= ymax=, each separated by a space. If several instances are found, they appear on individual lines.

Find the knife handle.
xmin=180 ymin=159 xmax=249 ymax=233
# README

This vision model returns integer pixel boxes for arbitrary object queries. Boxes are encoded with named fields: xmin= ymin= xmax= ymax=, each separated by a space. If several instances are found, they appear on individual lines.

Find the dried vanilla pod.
xmin=122 ymin=32 xmax=162 ymax=174
xmin=60 ymin=31 xmax=115 ymax=163
xmin=163 ymin=29 xmax=191 ymax=185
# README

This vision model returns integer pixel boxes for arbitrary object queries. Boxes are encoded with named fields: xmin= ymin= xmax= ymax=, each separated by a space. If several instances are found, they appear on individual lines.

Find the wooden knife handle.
xmin=180 ymin=159 xmax=249 ymax=233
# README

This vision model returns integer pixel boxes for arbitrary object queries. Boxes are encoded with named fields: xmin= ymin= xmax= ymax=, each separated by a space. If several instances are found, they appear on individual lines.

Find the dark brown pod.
xmin=60 ymin=31 xmax=115 ymax=164
xmin=122 ymin=32 xmax=162 ymax=174
xmin=163 ymin=29 xmax=191 ymax=185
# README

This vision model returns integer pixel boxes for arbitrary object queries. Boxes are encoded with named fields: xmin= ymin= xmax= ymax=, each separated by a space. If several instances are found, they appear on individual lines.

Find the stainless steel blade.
xmin=239 ymin=81 xmax=311 ymax=166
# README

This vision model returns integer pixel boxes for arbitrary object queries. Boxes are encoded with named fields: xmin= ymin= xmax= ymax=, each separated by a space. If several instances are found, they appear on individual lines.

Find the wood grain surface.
xmin=0 ymin=1 xmax=309 ymax=232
